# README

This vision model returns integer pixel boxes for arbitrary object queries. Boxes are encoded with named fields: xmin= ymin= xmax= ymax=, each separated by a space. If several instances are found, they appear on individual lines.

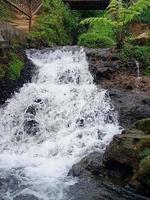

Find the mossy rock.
xmin=104 ymin=134 xmax=140 ymax=168
xmin=136 ymin=137 xmax=150 ymax=152
xmin=139 ymin=155 xmax=150 ymax=187
xmin=133 ymin=118 xmax=150 ymax=133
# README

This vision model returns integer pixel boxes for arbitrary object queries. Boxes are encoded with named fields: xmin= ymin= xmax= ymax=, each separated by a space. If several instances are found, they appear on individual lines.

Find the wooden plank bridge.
xmin=0 ymin=0 xmax=109 ymax=33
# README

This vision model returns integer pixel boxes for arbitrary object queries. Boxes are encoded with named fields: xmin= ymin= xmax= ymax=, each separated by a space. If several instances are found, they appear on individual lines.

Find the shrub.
xmin=144 ymin=67 xmax=150 ymax=76
xmin=29 ymin=0 xmax=79 ymax=47
xmin=120 ymin=44 xmax=150 ymax=67
xmin=78 ymin=19 xmax=116 ymax=48
xmin=8 ymin=53 xmax=24 ymax=80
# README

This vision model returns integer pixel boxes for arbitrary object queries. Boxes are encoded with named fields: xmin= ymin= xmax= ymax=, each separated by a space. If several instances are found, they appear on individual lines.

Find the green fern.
xmin=80 ymin=0 xmax=150 ymax=48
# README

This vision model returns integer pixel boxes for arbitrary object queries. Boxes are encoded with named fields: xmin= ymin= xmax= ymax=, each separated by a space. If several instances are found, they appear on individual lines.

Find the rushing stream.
xmin=0 ymin=47 xmax=121 ymax=200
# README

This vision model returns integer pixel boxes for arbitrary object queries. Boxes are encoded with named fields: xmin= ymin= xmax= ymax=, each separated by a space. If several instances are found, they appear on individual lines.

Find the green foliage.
xmin=144 ymin=67 xmax=150 ymax=76
xmin=140 ymin=148 xmax=150 ymax=159
xmin=137 ymin=8 xmax=150 ymax=23
xmin=120 ymin=44 xmax=150 ymax=67
xmin=78 ymin=20 xmax=116 ymax=48
xmin=29 ymin=0 xmax=79 ymax=47
xmin=8 ymin=53 xmax=24 ymax=80
xmin=139 ymin=155 xmax=150 ymax=187
xmin=80 ymin=0 xmax=150 ymax=48
xmin=0 ymin=0 xmax=12 ymax=21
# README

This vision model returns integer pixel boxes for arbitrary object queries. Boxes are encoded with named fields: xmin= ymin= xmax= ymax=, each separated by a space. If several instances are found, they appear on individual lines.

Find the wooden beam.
xmin=4 ymin=0 xmax=31 ymax=17
xmin=31 ymin=3 xmax=42 ymax=16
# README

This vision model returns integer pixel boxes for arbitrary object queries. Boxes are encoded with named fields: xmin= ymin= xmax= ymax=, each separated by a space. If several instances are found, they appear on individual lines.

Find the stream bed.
xmin=0 ymin=47 xmax=148 ymax=200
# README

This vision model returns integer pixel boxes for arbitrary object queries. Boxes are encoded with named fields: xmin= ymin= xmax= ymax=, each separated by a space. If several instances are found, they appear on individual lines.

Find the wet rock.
xmin=68 ymin=119 xmax=150 ymax=199
xmin=23 ymin=119 xmax=40 ymax=136
xmin=108 ymin=89 xmax=150 ymax=128
xmin=69 ymin=152 xmax=103 ymax=177
xmin=68 ymin=152 xmax=149 ymax=200
xmin=76 ymin=119 xmax=84 ymax=128
xmin=13 ymin=194 xmax=41 ymax=200
xmin=103 ymin=119 xmax=150 ymax=195
xmin=25 ymin=105 xmax=37 ymax=116
xmin=85 ymin=48 xmax=120 ymax=83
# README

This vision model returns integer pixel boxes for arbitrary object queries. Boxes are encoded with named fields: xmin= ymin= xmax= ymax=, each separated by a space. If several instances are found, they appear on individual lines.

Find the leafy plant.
xmin=120 ymin=44 xmax=150 ymax=67
xmin=144 ymin=67 xmax=150 ymax=76
xmin=29 ymin=0 xmax=79 ymax=47
xmin=8 ymin=53 xmax=24 ymax=80
xmin=78 ymin=20 xmax=116 ymax=48
xmin=80 ymin=0 xmax=150 ymax=48
xmin=137 ymin=8 xmax=150 ymax=23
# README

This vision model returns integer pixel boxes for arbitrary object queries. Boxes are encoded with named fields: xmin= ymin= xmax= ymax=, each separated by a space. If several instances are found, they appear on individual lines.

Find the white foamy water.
xmin=0 ymin=47 xmax=121 ymax=200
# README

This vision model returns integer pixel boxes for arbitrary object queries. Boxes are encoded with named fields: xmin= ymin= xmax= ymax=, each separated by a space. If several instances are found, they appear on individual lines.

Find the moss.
xmin=139 ymin=156 xmax=150 ymax=187
xmin=136 ymin=138 xmax=150 ymax=151
xmin=8 ymin=53 xmax=24 ymax=80
xmin=133 ymin=118 xmax=150 ymax=133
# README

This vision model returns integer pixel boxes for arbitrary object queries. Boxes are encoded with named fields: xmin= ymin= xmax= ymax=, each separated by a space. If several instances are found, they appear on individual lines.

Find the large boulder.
xmin=104 ymin=118 xmax=150 ymax=194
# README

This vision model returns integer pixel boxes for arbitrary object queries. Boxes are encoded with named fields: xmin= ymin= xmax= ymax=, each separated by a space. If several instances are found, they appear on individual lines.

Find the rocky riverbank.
xmin=85 ymin=48 xmax=150 ymax=129
xmin=67 ymin=48 xmax=150 ymax=200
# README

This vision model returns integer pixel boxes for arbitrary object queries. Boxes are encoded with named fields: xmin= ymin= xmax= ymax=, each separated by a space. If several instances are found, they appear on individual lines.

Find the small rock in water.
xmin=23 ymin=119 xmax=40 ymax=136
xmin=76 ymin=119 xmax=84 ymax=127
xmin=25 ymin=105 xmax=37 ymax=116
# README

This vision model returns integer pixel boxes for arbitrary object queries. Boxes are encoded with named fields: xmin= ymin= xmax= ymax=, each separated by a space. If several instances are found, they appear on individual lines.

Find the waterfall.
xmin=134 ymin=59 xmax=141 ymax=79
xmin=0 ymin=47 xmax=121 ymax=200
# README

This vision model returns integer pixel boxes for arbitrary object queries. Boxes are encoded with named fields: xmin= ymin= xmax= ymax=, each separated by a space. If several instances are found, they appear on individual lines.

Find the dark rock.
xmin=103 ymin=119 xmax=150 ymax=195
xmin=85 ymin=48 xmax=121 ymax=83
xmin=25 ymin=105 xmax=37 ymax=116
xmin=23 ymin=119 xmax=40 ymax=136
xmin=108 ymin=89 xmax=150 ymax=128
xmin=68 ymin=152 xmax=149 ymax=200
xmin=69 ymin=152 xmax=103 ymax=177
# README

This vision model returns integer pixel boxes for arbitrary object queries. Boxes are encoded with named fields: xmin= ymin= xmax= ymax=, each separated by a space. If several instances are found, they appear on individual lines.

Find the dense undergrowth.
xmin=29 ymin=0 xmax=79 ymax=47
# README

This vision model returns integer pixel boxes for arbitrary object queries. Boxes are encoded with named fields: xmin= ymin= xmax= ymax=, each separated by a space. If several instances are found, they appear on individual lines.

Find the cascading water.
xmin=0 ymin=47 xmax=121 ymax=200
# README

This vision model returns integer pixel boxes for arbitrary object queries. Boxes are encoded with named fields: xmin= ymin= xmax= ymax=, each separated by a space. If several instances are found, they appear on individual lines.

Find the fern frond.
xmin=80 ymin=17 xmax=115 ymax=27
xmin=126 ymin=0 xmax=150 ymax=23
